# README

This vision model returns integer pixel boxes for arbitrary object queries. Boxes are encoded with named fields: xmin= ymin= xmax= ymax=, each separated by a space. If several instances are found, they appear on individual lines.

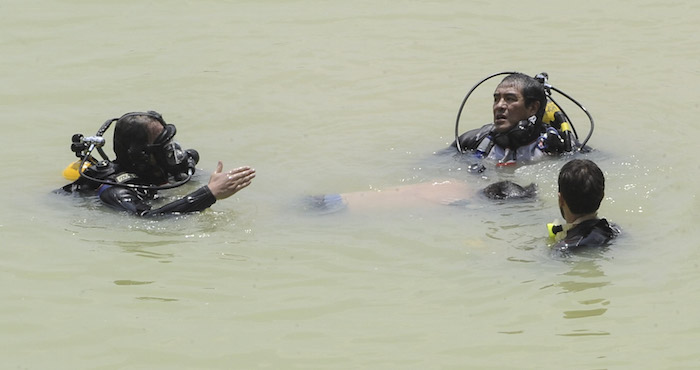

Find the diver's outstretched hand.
xmin=207 ymin=161 xmax=256 ymax=200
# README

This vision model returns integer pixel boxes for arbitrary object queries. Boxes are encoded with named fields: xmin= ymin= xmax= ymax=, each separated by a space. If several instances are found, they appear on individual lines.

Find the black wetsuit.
xmin=449 ymin=123 xmax=569 ymax=164
xmin=61 ymin=161 xmax=216 ymax=216
xmin=551 ymin=218 xmax=620 ymax=256
xmin=453 ymin=124 xmax=495 ymax=152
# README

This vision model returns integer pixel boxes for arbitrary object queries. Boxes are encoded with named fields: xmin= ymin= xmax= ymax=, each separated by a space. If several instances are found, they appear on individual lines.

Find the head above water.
xmin=558 ymin=159 xmax=605 ymax=215
xmin=482 ymin=180 xmax=537 ymax=200
xmin=114 ymin=112 xmax=167 ymax=167
xmin=492 ymin=73 xmax=547 ymax=134
xmin=112 ymin=111 xmax=195 ymax=183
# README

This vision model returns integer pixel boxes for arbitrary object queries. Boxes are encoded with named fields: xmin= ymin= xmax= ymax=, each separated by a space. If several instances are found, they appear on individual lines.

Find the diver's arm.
xmin=147 ymin=163 xmax=256 ymax=214
xmin=99 ymin=186 xmax=151 ymax=215
xmin=145 ymin=186 xmax=217 ymax=215
xmin=99 ymin=185 xmax=217 ymax=216
xmin=206 ymin=162 xmax=256 ymax=200
xmin=98 ymin=162 xmax=254 ymax=216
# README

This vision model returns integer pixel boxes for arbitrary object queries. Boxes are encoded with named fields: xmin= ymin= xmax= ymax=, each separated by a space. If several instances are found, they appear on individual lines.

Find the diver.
xmin=60 ymin=111 xmax=255 ymax=216
xmin=446 ymin=72 xmax=591 ymax=169
xmin=549 ymin=159 xmax=620 ymax=256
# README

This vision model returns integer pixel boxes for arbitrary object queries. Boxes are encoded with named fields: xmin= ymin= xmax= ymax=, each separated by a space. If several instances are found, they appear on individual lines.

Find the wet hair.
xmin=558 ymin=159 xmax=605 ymax=214
xmin=499 ymin=73 xmax=547 ymax=122
xmin=483 ymin=180 xmax=537 ymax=200
xmin=113 ymin=114 xmax=160 ymax=172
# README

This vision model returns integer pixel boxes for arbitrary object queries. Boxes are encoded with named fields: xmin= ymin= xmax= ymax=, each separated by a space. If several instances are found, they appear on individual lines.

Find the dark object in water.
xmin=482 ymin=180 xmax=537 ymax=200
xmin=304 ymin=194 xmax=347 ymax=214
xmin=468 ymin=163 xmax=486 ymax=173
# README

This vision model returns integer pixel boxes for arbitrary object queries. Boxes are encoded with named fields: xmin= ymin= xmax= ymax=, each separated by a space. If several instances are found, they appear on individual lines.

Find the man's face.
xmin=492 ymin=83 xmax=537 ymax=133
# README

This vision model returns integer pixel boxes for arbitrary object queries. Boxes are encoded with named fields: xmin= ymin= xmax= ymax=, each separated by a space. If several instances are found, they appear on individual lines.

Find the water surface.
xmin=1 ymin=0 xmax=699 ymax=368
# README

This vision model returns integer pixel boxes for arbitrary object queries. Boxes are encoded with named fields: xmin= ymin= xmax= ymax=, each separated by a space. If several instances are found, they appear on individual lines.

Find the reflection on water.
xmin=117 ymin=245 xmax=176 ymax=262
xmin=3 ymin=0 xmax=700 ymax=368
xmin=563 ymin=306 xmax=609 ymax=320
xmin=557 ymin=259 xmax=610 ymax=295
xmin=217 ymin=252 xmax=251 ymax=262
xmin=553 ymin=259 xmax=613 ymax=337
xmin=557 ymin=330 xmax=610 ymax=337
xmin=113 ymin=280 xmax=154 ymax=286
xmin=135 ymin=296 xmax=179 ymax=302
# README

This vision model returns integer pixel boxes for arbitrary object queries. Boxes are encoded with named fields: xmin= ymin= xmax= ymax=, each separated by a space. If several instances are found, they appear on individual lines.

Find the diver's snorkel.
xmin=454 ymin=71 xmax=595 ymax=153
xmin=68 ymin=112 xmax=198 ymax=191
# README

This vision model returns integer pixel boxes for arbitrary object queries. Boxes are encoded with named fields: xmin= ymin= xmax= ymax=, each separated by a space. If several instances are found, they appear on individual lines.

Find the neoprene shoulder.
xmin=551 ymin=218 xmax=621 ymax=256
xmin=452 ymin=123 xmax=493 ymax=151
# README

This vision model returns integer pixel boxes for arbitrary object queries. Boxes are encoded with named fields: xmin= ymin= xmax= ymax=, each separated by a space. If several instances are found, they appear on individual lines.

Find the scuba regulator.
xmin=65 ymin=111 xmax=200 ymax=191
xmin=454 ymin=71 xmax=595 ymax=156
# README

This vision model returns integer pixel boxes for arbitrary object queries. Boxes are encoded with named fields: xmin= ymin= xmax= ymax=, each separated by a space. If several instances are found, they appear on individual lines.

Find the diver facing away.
xmin=61 ymin=111 xmax=255 ymax=216
xmin=549 ymin=159 xmax=620 ymax=255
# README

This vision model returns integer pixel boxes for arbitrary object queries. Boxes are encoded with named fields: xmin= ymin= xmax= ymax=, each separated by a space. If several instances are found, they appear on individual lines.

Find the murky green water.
xmin=2 ymin=0 xmax=699 ymax=368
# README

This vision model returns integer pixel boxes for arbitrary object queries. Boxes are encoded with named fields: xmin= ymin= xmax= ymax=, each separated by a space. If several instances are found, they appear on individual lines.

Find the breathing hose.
xmin=454 ymin=71 xmax=595 ymax=152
